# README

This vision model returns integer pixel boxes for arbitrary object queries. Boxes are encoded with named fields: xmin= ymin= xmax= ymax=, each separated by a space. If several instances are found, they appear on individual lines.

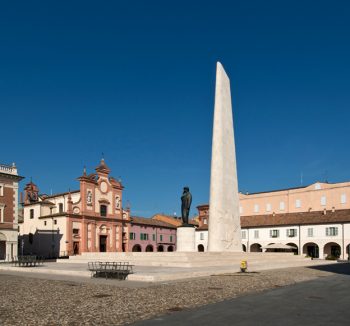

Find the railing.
xmin=0 ymin=163 xmax=17 ymax=175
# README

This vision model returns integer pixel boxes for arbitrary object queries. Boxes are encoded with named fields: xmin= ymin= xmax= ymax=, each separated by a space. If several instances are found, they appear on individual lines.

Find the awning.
xmin=261 ymin=243 xmax=296 ymax=250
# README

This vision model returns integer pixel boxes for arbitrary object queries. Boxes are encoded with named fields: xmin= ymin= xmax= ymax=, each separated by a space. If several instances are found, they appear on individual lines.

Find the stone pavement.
xmin=0 ymin=264 xmax=348 ymax=325
xmin=132 ymin=263 xmax=350 ymax=326
xmin=0 ymin=254 xmax=339 ymax=282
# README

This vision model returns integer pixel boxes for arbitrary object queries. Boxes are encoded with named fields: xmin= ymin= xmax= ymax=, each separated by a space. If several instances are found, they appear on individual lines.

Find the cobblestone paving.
xmin=0 ymin=267 xmax=333 ymax=325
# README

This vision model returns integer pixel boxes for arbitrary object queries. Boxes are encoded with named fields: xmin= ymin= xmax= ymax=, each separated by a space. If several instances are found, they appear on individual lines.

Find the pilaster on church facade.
xmin=19 ymin=159 xmax=130 ymax=257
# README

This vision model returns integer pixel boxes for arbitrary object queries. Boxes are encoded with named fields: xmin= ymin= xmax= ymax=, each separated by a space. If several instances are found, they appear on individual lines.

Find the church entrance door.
xmin=100 ymin=235 xmax=107 ymax=252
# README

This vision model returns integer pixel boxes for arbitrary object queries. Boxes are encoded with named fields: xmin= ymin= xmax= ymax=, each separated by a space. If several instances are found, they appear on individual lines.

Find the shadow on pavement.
xmin=307 ymin=262 xmax=350 ymax=275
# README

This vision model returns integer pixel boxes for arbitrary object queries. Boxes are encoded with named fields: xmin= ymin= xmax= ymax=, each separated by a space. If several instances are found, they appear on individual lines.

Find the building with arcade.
xmin=196 ymin=181 xmax=350 ymax=259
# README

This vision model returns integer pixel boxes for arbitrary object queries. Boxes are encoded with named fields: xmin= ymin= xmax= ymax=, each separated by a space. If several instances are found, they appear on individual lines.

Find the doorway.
xmin=0 ymin=241 xmax=6 ymax=260
xmin=100 ymin=235 xmax=107 ymax=252
xmin=73 ymin=241 xmax=80 ymax=255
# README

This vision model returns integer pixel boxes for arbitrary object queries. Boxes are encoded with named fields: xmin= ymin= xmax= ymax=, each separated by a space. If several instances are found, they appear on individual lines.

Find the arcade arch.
xmin=132 ymin=244 xmax=142 ymax=252
xmin=250 ymin=243 xmax=262 ymax=252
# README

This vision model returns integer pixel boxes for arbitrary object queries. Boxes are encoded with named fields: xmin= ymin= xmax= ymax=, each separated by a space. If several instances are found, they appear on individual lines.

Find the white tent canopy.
xmin=261 ymin=243 xmax=296 ymax=250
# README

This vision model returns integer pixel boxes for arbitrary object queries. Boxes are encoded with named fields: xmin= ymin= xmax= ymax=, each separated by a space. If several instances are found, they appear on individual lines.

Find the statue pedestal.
xmin=177 ymin=226 xmax=196 ymax=252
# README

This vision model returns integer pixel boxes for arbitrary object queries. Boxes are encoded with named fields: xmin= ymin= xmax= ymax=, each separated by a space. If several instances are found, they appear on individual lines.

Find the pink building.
xmin=239 ymin=181 xmax=350 ymax=216
xmin=20 ymin=159 xmax=131 ymax=257
xmin=129 ymin=216 xmax=176 ymax=252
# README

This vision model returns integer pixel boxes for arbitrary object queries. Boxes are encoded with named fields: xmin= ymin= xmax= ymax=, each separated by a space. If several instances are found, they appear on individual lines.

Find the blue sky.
xmin=1 ymin=1 xmax=350 ymax=217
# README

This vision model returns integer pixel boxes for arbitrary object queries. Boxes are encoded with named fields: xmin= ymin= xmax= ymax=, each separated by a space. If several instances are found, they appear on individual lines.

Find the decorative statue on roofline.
xmin=181 ymin=186 xmax=192 ymax=226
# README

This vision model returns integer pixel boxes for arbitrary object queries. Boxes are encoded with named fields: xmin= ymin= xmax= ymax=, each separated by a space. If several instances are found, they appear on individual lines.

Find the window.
xmin=315 ymin=183 xmax=321 ymax=190
xmin=129 ymin=232 xmax=135 ymax=240
xmin=140 ymin=233 xmax=148 ymax=240
xmin=295 ymin=199 xmax=301 ymax=208
xmin=160 ymin=235 xmax=163 ymax=241
xmin=242 ymin=230 xmax=247 ymax=239
xmin=266 ymin=203 xmax=271 ymax=212
xmin=326 ymin=227 xmax=338 ymax=236
xmin=341 ymin=194 xmax=347 ymax=204
xmin=73 ymin=228 xmax=79 ymax=235
xmin=0 ymin=184 xmax=3 ymax=196
xmin=152 ymin=234 xmax=156 ymax=241
xmin=254 ymin=230 xmax=259 ymax=239
xmin=203 ymin=218 xmax=207 ymax=225
xmin=100 ymin=205 xmax=107 ymax=217
xmin=54 ymin=219 xmax=57 ymax=225
xmin=200 ymin=232 xmax=204 ymax=240
xmin=58 ymin=203 xmax=63 ymax=213
xmin=30 ymin=209 xmax=34 ymax=219
xmin=254 ymin=204 xmax=259 ymax=213
xmin=44 ymin=221 xmax=47 ymax=226
xmin=0 ymin=205 xmax=4 ymax=223
xmin=320 ymin=196 xmax=326 ymax=206
xmin=270 ymin=229 xmax=279 ymax=238
xmin=170 ymin=235 xmax=173 ymax=242
xmin=279 ymin=201 xmax=285 ymax=211
xmin=286 ymin=229 xmax=297 ymax=237
xmin=307 ymin=228 xmax=313 ymax=237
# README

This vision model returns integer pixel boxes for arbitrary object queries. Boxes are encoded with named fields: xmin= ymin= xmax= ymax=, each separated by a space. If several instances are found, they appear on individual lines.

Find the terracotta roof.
xmin=131 ymin=216 xmax=177 ymax=229
xmin=42 ymin=190 xmax=80 ymax=199
xmin=152 ymin=214 xmax=199 ymax=227
xmin=152 ymin=214 xmax=183 ymax=226
xmin=195 ymin=209 xmax=350 ymax=230
xmin=241 ymin=209 xmax=350 ymax=227
xmin=196 ymin=225 xmax=208 ymax=231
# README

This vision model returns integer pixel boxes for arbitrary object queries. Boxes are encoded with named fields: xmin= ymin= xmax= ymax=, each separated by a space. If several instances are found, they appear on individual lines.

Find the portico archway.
xmin=250 ymin=243 xmax=262 ymax=252
xmin=145 ymin=245 xmax=153 ymax=252
xmin=286 ymin=242 xmax=298 ymax=255
xmin=132 ymin=244 xmax=142 ymax=252
xmin=302 ymin=242 xmax=319 ymax=258
xmin=198 ymin=244 xmax=204 ymax=252
xmin=324 ymin=242 xmax=341 ymax=259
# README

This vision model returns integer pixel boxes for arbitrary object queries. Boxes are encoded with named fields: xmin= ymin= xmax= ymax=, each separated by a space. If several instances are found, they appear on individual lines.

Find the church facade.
xmin=19 ymin=159 xmax=130 ymax=257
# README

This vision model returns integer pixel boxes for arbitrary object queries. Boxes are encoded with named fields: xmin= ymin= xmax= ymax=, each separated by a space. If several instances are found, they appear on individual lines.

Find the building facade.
xmin=238 ymin=181 xmax=350 ymax=216
xmin=196 ymin=182 xmax=350 ymax=259
xmin=19 ymin=159 xmax=130 ymax=257
xmin=129 ymin=216 xmax=176 ymax=252
xmin=0 ymin=163 xmax=24 ymax=260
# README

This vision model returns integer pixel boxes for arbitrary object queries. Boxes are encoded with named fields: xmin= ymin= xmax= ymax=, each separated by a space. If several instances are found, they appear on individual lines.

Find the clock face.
xmin=73 ymin=207 xmax=80 ymax=214
xmin=100 ymin=181 xmax=108 ymax=193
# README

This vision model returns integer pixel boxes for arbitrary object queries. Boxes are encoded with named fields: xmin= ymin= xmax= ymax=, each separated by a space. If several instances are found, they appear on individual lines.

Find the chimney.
xmin=323 ymin=208 xmax=327 ymax=215
xmin=332 ymin=207 xmax=335 ymax=213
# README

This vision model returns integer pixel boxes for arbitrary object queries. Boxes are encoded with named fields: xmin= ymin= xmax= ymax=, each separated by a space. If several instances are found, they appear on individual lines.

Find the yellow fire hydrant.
xmin=240 ymin=260 xmax=248 ymax=273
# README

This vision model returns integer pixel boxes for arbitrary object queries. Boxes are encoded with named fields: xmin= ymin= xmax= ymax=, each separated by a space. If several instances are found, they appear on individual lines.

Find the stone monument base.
xmin=176 ymin=226 xmax=196 ymax=252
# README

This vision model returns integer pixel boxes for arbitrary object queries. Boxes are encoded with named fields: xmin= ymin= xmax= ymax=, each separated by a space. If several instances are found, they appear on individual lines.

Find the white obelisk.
xmin=207 ymin=62 xmax=242 ymax=252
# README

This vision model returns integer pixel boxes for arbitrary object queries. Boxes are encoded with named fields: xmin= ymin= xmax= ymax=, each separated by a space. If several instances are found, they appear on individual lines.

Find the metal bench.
xmin=88 ymin=261 xmax=134 ymax=280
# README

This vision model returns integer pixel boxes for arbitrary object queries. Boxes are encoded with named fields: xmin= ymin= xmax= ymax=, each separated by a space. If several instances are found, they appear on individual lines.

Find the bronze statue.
xmin=181 ymin=186 xmax=192 ymax=226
